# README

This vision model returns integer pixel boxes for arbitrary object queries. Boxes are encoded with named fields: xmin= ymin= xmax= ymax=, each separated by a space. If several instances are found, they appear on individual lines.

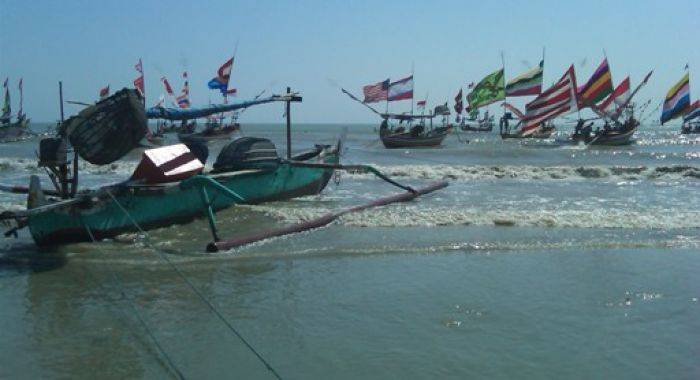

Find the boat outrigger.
xmin=1 ymin=85 xmax=447 ymax=249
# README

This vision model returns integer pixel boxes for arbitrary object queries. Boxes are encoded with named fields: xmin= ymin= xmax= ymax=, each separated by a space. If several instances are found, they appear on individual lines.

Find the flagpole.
xmin=411 ymin=62 xmax=415 ymax=115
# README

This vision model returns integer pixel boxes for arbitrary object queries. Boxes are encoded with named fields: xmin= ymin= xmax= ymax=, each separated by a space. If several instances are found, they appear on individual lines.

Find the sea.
xmin=0 ymin=122 xmax=698 ymax=379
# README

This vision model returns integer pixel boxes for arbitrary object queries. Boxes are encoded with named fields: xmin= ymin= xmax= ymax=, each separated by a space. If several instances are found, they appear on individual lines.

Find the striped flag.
xmin=502 ymin=102 xmax=525 ymax=119
xmin=505 ymin=60 xmax=543 ymax=97
xmin=133 ymin=76 xmax=144 ymax=96
xmin=578 ymin=58 xmax=613 ymax=107
xmin=388 ymin=75 xmax=414 ymax=101
xmin=208 ymin=57 xmax=234 ymax=94
xmin=598 ymin=77 xmax=630 ymax=115
xmin=522 ymin=65 xmax=578 ymax=134
xmin=161 ymin=77 xmax=174 ymax=96
xmin=661 ymin=72 xmax=690 ymax=124
xmin=362 ymin=79 xmax=389 ymax=103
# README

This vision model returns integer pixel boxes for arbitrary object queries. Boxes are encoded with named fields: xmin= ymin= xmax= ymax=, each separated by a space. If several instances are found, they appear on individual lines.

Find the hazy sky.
xmin=1 ymin=0 xmax=698 ymax=123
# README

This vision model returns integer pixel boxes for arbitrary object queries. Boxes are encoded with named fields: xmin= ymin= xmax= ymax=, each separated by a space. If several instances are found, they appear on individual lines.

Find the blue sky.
xmin=1 ymin=0 xmax=698 ymax=123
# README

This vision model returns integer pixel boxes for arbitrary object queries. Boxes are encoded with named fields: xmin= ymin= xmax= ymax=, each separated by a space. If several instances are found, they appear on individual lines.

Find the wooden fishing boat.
xmin=380 ymin=125 xmax=450 ymax=148
xmin=2 ymin=86 xmax=447 ymax=249
xmin=571 ymin=125 xmax=637 ymax=146
xmin=500 ymin=121 xmax=555 ymax=139
xmin=1 ymin=79 xmax=31 ymax=142
xmin=177 ymin=124 xmax=239 ymax=144
xmin=459 ymin=113 xmax=494 ymax=132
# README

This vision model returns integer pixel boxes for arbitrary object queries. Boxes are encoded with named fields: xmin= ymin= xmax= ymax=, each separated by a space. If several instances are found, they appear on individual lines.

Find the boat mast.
xmin=286 ymin=87 xmax=292 ymax=159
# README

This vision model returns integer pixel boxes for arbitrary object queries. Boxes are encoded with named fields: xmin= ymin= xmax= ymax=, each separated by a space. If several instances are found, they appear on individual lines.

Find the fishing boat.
xmin=500 ymin=120 xmax=556 ymax=139
xmin=1 ymin=86 xmax=446 ymax=249
xmin=341 ymin=83 xmax=451 ymax=148
xmin=379 ymin=113 xmax=451 ymax=148
xmin=569 ymin=69 xmax=654 ymax=146
xmin=1 ymin=78 xmax=31 ymax=142
xmin=459 ymin=111 xmax=494 ymax=132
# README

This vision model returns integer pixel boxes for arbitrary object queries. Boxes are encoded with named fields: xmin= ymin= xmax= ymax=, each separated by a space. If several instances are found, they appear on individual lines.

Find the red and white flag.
xmin=388 ymin=75 xmax=414 ymax=101
xmin=362 ymin=79 xmax=389 ymax=103
xmin=133 ymin=75 xmax=145 ymax=96
xmin=99 ymin=85 xmax=110 ymax=99
xmin=522 ymin=65 xmax=578 ymax=134
xmin=135 ymin=58 xmax=143 ymax=74
xmin=599 ymin=77 xmax=630 ymax=114
xmin=161 ymin=77 xmax=174 ymax=96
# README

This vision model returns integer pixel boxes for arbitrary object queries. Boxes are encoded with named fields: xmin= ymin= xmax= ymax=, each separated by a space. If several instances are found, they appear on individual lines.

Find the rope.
xmin=104 ymin=189 xmax=283 ymax=380
xmin=80 ymin=217 xmax=186 ymax=380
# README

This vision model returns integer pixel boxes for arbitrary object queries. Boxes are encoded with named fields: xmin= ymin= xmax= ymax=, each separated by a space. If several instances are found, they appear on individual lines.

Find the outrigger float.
xmin=1 ymin=85 xmax=447 ymax=250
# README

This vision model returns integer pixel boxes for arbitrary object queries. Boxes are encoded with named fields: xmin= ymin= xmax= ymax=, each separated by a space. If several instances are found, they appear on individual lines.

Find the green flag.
xmin=467 ymin=68 xmax=505 ymax=110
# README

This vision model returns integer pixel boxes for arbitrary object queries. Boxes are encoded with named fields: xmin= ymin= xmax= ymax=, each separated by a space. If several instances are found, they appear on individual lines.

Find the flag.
xmin=683 ymin=100 xmax=700 ymax=122
xmin=416 ymin=99 xmax=426 ymax=112
xmin=467 ymin=68 xmax=505 ymax=109
xmin=522 ymin=65 xmax=578 ymax=134
xmin=598 ymin=77 xmax=630 ymax=114
xmin=501 ymin=102 xmax=525 ymax=119
xmin=362 ymin=79 xmax=389 ymax=103
xmin=208 ymin=57 xmax=234 ymax=94
xmin=388 ymin=75 xmax=414 ymax=101
xmin=505 ymin=60 xmax=543 ymax=97
xmin=1 ymin=78 xmax=10 ymax=120
xmin=161 ymin=77 xmax=174 ymax=96
xmin=99 ymin=85 xmax=110 ymax=100
xmin=176 ymin=93 xmax=190 ymax=108
xmin=454 ymin=89 xmax=463 ymax=114
xmin=578 ymin=58 xmax=613 ymax=107
xmin=661 ymin=72 xmax=690 ymax=124
xmin=17 ymin=78 xmax=23 ymax=118
xmin=135 ymin=58 xmax=143 ymax=74
xmin=133 ymin=75 xmax=145 ymax=96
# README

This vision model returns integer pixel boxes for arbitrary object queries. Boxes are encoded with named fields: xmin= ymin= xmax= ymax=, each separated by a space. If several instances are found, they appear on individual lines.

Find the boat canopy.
xmin=146 ymin=94 xmax=300 ymax=121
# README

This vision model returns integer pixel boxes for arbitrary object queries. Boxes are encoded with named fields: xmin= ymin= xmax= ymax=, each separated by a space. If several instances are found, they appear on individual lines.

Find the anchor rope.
xmin=80 ymin=217 xmax=186 ymax=380
xmin=104 ymin=189 xmax=284 ymax=380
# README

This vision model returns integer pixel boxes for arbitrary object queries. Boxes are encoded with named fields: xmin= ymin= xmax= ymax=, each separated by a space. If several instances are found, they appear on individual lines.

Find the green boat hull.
xmin=27 ymin=153 xmax=339 ymax=245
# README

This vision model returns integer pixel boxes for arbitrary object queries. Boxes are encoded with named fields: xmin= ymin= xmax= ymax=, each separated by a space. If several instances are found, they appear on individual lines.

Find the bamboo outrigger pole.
xmin=206 ymin=180 xmax=448 ymax=252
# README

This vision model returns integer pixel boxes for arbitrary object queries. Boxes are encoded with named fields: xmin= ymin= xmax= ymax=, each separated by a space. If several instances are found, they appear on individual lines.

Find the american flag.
xmin=362 ymin=79 xmax=389 ymax=103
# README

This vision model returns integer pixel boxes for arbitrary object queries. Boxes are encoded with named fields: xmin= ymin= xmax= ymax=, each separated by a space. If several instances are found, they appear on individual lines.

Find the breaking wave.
xmin=346 ymin=164 xmax=700 ymax=182
xmin=249 ymin=204 xmax=700 ymax=229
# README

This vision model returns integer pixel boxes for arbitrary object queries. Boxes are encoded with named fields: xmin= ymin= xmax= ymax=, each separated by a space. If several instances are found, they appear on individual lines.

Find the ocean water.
xmin=0 ymin=122 xmax=698 ymax=379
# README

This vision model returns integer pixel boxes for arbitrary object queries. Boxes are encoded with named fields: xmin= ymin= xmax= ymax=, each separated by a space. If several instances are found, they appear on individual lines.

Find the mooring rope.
xmin=104 ymin=189 xmax=284 ymax=380
xmin=80 ymin=216 xmax=186 ymax=380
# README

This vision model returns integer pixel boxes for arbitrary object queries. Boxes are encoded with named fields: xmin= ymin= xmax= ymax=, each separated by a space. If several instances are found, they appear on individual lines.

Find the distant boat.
xmin=680 ymin=101 xmax=699 ymax=134
xmin=458 ymin=110 xmax=494 ymax=132
xmin=379 ymin=112 xmax=451 ymax=148
xmin=341 ymin=85 xmax=451 ymax=149
xmin=1 ymin=78 xmax=31 ymax=142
